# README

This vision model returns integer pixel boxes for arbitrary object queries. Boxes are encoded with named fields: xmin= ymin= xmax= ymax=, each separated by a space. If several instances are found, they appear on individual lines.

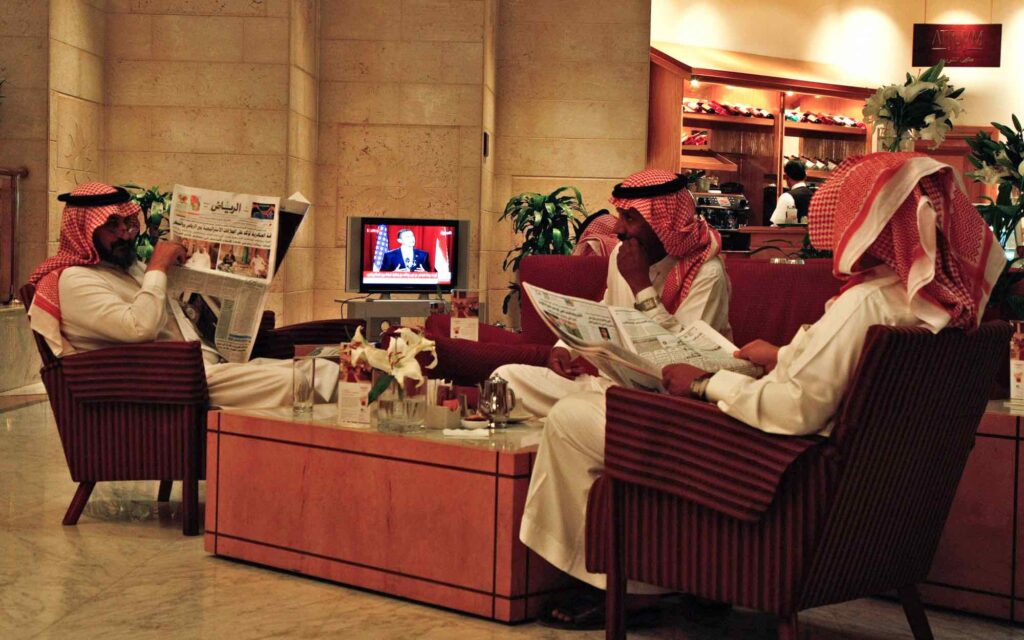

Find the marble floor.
xmin=3 ymin=399 xmax=1023 ymax=640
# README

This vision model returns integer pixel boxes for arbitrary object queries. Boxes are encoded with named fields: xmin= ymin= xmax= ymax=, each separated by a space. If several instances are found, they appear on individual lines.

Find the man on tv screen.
xmin=380 ymin=228 xmax=432 ymax=272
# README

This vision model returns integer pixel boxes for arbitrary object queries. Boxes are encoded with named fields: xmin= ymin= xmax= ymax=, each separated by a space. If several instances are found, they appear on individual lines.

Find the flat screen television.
xmin=345 ymin=217 xmax=470 ymax=294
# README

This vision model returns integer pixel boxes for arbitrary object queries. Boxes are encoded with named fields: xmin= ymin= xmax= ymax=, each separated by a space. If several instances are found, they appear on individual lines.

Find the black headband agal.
xmin=57 ymin=186 xmax=133 ymax=207
xmin=611 ymin=174 xmax=688 ymax=199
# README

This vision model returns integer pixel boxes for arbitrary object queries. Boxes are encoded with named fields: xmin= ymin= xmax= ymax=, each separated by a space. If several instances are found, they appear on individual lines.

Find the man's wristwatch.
xmin=689 ymin=374 xmax=713 ymax=401
xmin=633 ymin=296 xmax=658 ymax=312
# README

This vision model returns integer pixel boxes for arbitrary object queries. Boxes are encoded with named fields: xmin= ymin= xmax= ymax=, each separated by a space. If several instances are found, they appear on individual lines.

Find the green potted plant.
xmin=121 ymin=183 xmax=172 ymax=263
xmin=498 ymin=186 xmax=587 ymax=315
xmin=966 ymin=116 xmax=1024 ymax=317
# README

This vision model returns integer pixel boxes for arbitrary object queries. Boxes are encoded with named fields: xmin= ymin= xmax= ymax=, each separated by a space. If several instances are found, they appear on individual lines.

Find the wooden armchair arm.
xmin=604 ymin=387 xmax=824 ymax=522
xmin=61 ymin=341 xmax=209 ymax=405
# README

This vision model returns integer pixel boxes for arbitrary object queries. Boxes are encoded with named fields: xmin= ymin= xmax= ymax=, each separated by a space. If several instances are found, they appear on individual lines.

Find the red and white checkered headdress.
xmin=572 ymin=211 xmax=619 ymax=258
xmin=609 ymin=169 xmax=721 ymax=314
xmin=809 ymin=152 xmax=1004 ymax=330
xmin=28 ymin=182 xmax=141 ymax=355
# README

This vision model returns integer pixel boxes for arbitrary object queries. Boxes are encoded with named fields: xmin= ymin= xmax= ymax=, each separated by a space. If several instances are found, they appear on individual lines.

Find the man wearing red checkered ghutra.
xmin=27 ymin=183 xmax=337 ymax=409
xmin=519 ymin=154 xmax=1004 ymax=609
xmin=495 ymin=169 xmax=732 ymax=419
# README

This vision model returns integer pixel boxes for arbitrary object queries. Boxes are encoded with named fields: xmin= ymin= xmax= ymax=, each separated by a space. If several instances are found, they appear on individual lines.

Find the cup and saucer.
xmin=504 ymin=399 xmax=533 ymax=424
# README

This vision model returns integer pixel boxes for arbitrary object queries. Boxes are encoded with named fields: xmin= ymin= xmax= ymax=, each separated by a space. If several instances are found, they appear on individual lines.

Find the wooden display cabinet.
xmin=648 ymin=47 xmax=873 ymax=225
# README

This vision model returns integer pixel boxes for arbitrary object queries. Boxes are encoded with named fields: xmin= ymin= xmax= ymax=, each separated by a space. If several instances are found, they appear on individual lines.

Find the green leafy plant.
xmin=966 ymin=116 xmax=1024 ymax=314
xmin=121 ymin=183 xmax=172 ymax=263
xmin=499 ymin=187 xmax=587 ymax=313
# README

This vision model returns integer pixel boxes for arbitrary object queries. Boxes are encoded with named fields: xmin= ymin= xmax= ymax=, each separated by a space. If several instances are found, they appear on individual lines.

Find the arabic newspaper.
xmin=522 ymin=282 xmax=762 ymax=391
xmin=167 ymin=185 xmax=308 ymax=363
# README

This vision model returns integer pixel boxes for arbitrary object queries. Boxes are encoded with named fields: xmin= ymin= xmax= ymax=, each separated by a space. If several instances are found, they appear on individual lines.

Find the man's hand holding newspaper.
xmin=522 ymin=282 xmax=762 ymax=392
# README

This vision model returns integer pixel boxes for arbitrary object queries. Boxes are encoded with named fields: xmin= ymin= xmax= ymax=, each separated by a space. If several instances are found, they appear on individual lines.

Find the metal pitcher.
xmin=479 ymin=373 xmax=517 ymax=428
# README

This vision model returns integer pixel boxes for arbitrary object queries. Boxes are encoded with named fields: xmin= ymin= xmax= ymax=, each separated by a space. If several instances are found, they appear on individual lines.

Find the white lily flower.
xmin=348 ymin=326 xmax=437 ymax=388
xmin=900 ymin=81 xmax=937 ymax=103
xmin=969 ymin=163 xmax=1011 ymax=185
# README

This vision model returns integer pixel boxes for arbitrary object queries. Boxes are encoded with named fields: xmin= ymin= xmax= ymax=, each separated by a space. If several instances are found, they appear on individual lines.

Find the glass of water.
xmin=292 ymin=356 xmax=316 ymax=415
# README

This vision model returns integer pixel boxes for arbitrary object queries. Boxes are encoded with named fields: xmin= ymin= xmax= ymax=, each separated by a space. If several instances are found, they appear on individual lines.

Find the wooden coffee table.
xmin=204 ymin=406 xmax=573 ymax=622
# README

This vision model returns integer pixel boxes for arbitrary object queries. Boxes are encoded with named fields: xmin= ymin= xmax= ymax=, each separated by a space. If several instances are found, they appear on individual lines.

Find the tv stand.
xmin=338 ymin=296 xmax=486 ymax=340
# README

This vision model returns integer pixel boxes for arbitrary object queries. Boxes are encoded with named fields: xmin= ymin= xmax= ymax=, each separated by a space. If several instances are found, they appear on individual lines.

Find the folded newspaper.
xmin=522 ymin=282 xmax=762 ymax=392
xmin=167 ymin=185 xmax=310 ymax=363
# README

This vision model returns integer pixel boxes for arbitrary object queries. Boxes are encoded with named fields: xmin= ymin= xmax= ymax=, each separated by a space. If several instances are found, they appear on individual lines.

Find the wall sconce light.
xmin=690 ymin=78 xmax=700 ymax=88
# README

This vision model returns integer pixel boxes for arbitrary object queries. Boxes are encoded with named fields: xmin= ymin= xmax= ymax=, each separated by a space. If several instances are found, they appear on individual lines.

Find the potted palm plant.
xmin=499 ymin=186 xmax=587 ymax=316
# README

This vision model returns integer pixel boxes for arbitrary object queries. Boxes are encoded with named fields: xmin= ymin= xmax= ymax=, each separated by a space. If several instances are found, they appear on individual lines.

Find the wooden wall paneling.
xmin=648 ymin=58 xmax=686 ymax=171
xmin=911 ymin=125 xmax=998 ymax=203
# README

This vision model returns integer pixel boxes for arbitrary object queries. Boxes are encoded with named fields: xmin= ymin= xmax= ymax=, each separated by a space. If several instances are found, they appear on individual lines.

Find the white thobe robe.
xmin=519 ymin=267 xmax=928 ymax=590
xmin=57 ymin=262 xmax=337 ymax=409
xmin=496 ymin=245 xmax=732 ymax=418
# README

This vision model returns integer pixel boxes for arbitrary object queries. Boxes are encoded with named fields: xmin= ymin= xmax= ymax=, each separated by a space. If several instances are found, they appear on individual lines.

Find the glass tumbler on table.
xmin=292 ymin=355 xmax=316 ymax=415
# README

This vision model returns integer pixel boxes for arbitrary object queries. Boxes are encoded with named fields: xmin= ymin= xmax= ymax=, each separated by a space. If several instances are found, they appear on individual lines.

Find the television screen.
xmin=358 ymin=218 xmax=459 ymax=292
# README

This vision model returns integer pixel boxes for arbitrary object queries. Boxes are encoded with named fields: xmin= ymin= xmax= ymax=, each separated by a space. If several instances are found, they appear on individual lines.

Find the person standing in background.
xmin=770 ymin=159 xmax=813 ymax=225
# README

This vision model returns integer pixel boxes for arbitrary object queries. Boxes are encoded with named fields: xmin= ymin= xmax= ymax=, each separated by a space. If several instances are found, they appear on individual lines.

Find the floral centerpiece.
xmin=862 ymin=60 xmax=965 ymax=151
xmin=349 ymin=326 xmax=438 ymax=432
xmin=967 ymin=116 xmax=1024 ymax=316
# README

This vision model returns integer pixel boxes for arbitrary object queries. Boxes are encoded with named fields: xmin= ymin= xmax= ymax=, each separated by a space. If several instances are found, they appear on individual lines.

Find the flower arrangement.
xmin=967 ymin=116 xmax=1024 ymax=316
xmin=349 ymin=326 xmax=438 ymax=403
xmin=862 ymin=60 xmax=965 ymax=151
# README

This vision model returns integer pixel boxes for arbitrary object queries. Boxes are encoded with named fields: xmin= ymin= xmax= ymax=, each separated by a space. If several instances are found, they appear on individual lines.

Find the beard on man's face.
xmin=94 ymin=236 xmax=137 ymax=269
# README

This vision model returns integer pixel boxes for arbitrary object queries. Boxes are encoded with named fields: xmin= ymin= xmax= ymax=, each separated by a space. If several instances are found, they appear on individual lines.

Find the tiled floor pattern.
xmin=2 ymin=399 xmax=1022 ymax=639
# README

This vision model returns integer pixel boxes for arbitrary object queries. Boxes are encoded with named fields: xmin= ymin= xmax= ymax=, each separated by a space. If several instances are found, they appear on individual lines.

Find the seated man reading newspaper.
xmin=27 ymin=183 xmax=336 ymax=409
xmin=520 ymin=153 xmax=1005 ymax=629
xmin=495 ymin=169 xmax=733 ymax=418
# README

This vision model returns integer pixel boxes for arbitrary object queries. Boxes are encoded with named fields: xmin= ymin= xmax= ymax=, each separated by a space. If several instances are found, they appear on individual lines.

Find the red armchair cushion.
xmin=519 ymin=255 xmax=609 ymax=345
xmin=724 ymin=257 xmax=842 ymax=347
xmin=424 ymin=313 xmax=526 ymax=346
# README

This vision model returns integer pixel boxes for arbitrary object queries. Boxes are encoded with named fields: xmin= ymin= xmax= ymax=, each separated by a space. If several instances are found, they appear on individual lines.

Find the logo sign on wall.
xmin=912 ymin=24 xmax=1002 ymax=67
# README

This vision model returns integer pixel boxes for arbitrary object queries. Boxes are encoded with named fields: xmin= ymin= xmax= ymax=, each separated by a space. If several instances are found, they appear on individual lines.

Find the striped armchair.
xmin=20 ymin=284 xmax=363 ymax=536
xmin=586 ymin=321 xmax=1010 ymax=639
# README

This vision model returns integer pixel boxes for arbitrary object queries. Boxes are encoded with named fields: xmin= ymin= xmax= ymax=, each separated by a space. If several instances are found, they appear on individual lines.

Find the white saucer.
xmin=504 ymin=410 xmax=533 ymax=424
xmin=461 ymin=418 xmax=490 ymax=429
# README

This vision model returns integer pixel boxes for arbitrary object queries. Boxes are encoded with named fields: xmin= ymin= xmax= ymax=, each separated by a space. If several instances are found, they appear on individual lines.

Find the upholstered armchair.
xmin=425 ymin=255 xmax=842 ymax=385
xmin=21 ymin=284 xmax=363 ymax=536
xmin=585 ymin=321 xmax=1010 ymax=639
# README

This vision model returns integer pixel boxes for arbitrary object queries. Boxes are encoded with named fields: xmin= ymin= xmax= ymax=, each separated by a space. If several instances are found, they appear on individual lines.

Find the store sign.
xmin=913 ymin=24 xmax=1002 ymax=67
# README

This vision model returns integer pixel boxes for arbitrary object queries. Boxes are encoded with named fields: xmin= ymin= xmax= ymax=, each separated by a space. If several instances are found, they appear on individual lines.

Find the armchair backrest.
xmin=724 ymin=257 xmax=842 ymax=347
xmin=19 ymin=284 xmax=58 ymax=367
xmin=798 ymin=321 xmax=1011 ymax=609
xmin=519 ymin=255 xmax=609 ymax=345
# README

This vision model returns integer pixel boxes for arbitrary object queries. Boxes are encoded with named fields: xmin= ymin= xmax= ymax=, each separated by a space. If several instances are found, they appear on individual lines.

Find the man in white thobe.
xmin=495 ymin=169 xmax=732 ymax=418
xmin=521 ymin=154 xmax=1005 ymax=605
xmin=28 ymin=182 xmax=336 ymax=410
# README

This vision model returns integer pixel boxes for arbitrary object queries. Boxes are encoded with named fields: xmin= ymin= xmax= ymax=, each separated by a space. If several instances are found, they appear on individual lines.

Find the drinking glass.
xmin=292 ymin=356 xmax=316 ymax=415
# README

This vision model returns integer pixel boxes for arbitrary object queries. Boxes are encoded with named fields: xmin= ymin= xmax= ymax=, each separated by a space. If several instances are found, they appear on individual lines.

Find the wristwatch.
xmin=633 ymin=296 xmax=658 ymax=312
xmin=689 ymin=374 xmax=713 ymax=401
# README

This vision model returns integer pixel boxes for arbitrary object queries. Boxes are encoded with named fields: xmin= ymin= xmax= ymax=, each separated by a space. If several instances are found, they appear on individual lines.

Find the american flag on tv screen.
xmin=371 ymin=224 xmax=388 ymax=271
